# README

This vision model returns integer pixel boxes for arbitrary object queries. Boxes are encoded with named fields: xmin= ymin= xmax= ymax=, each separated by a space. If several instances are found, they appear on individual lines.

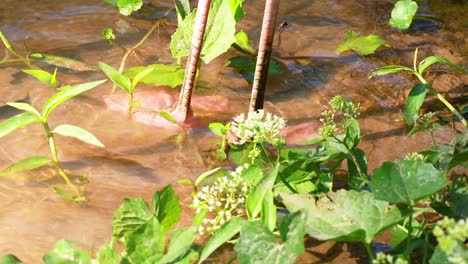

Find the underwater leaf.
xmin=246 ymin=164 xmax=279 ymax=219
xmin=370 ymin=158 xmax=449 ymax=204
xmin=131 ymin=67 xmax=154 ymax=90
xmin=53 ymin=124 xmax=104 ymax=147
xmin=52 ymin=187 xmax=75 ymax=201
xmin=152 ymin=185 xmax=181 ymax=232
xmin=233 ymin=31 xmax=256 ymax=55
xmin=99 ymin=62 xmax=131 ymax=92
xmin=6 ymin=102 xmax=41 ymax=118
xmin=0 ymin=254 xmax=22 ymax=264
xmin=404 ymin=83 xmax=428 ymax=125
xmin=124 ymin=64 xmax=184 ymax=88
xmin=389 ymin=0 xmax=418 ymax=30
xmin=42 ymin=80 xmax=107 ymax=121
xmin=112 ymin=198 xmax=153 ymax=240
xmin=29 ymin=53 xmax=96 ymax=71
xmin=22 ymin=69 xmax=59 ymax=88
xmin=159 ymin=227 xmax=196 ymax=264
xmin=0 ymin=156 xmax=51 ymax=177
xmin=95 ymin=241 xmax=119 ymax=264
xmin=43 ymin=240 xmax=91 ymax=264
xmin=0 ymin=113 xmax=41 ymax=138
xmin=367 ymin=65 xmax=415 ymax=79
xmin=199 ymin=216 xmax=244 ymax=263
xmin=281 ymin=190 xmax=408 ymax=244
xmin=336 ymin=31 xmax=390 ymax=56
xmin=418 ymin=56 xmax=468 ymax=75
xmin=225 ymin=55 xmax=283 ymax=84
xmin=126 ymin=217 xmax=165 ymax=264
xmin=116 ymin=0 xmax=143 ymax=16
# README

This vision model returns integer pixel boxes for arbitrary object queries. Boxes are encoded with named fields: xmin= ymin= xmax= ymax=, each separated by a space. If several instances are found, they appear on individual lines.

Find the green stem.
xmin=128 ymin=91 xmax=134 ymax=115
xmin=363 ymin=242 xmax=374 ymax=261
xmin=422 ymin=224 xmax=429 ymax=264
xmin=406 ymin=206 xmax=414 ymax=264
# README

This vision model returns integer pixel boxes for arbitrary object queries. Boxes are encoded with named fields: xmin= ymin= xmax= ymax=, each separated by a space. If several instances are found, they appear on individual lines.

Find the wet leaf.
xmin=6 ymin=102 xmax=41 ymax=118
xmin=152 ymin=185 xmax=181 ymax=232
xmin=370 ymin=158 xmax=449 ymax=204
xmin=159 ymin=227 xmax=196 ymax=264
xmin=124 ymin=64 xmax=184 ymax=88
xmin=418 ymin=56 xmax=468 ymax=75
xmin=246 ymin=164 xmax=279 ymax=219
xmin=43 ymin=240 xmax=91 ymax=264
xmin=336 ymin=31 xmax=390 ymax=56
xmin=281 ymin=190 xmax=408 ymax=244
xmin=126 ymin=217 xmax=165 ymax=263
xmin=367 ymin=65 xmax=415 ymax=79
xmin=389 ymin=0 xmax=418 ymax=30
xmin=53 ymin=124 xmax=104 ymax=147
xmin=233 ymin=31 xmax=256 ymax=55
xmin=0 ymin=254 xmax=22 ymax=264
xmin=225 ymin=55 xmax=283 ymax=84
xmin=42 ymin=80 xmax=107 ymax=121
xmin=99 ymin=62 xmax=131 ymax=92
xmin=0 ymin=113 xmax=41 ymax=138
xmin=404 ymin=83 xmax=428 ymax=125
xmin=112 ymin=198 xmax=153 ymax=240
xmin=117 ymin=0 xmax=143 ymax=16
xmin=22 ymin=68 xmax=59 ymax=88
xmin=96 ymin=241 xmax=119 ymax=264
xmin=131 ymin=67 xmax=155 ymax=90
xmin=0 ymin=156 xmax=51 ymax=177
xmin=194 ymin=167 xmax=221 ymax=187
xmin=52 ymin=187 xmax=75 ymax=201
xmin=29 ymin=53 xmax=96 ymax=71
xmin=199 ymin=216 xmax=244 ymax=263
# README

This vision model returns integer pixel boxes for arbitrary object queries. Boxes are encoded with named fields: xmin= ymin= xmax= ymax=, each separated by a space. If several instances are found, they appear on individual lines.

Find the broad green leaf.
xmin=99 ymin=62 xmax=131 ymax=92
xmin=194 ymin=167 xmax=221 ymax=187
xmin=42 ymin=80 xmax=107 ymax=121
xmin=95 ymin=241 xmax=119 ymax=264
xmin=281 ymin=190 xmax=408 ymax=244
xmin=235 ymin=212 xmax=306 ymax=264
xmin=124 ymin=64 xmax=184 ymax=88
xmin=22 ymin=69 xmax=58 ymax=88
xmin=53 ymin=124 xmax=104 ymax=147
xmin=418 ymin=56 xmax=468 ymax=75
xmin=117 ymin=0 xmax=143 ymax=16
xmin=225 ymin=55 xmax=283 ymax=84
xmin=0 ymin=254 xmax=22 ymax=264
xmin=230 ymin=0 xmax=245 ymax=22
xmin=0 ymin=156 xmax=51 ymax=177
xmin=174 ymin=0 xmax=191 ymax=23
xmin=262 ymin=189 xmax=276 ymax=231
xmin=199 ymin=216 xmax=244 ymax=263
xmin=336 ymin=31 xmax=390 ymax=56
xmin=43 ymin=240 xmax=91 ymax=264
xmin=112 ymin=198 xmax=153 ymax=240
xmin=131 ymin=67 xmax=155 ymax=90
xmin=0 ymin=113 xmax=41 ymax=138
xmin=152 ymin=185 xmax=181 ymax=232
xmin=159 ymin=227 xmax=196 ymax=264
xmin=389 ymin=0 xmax=418 ymax=30
xmin=246 ymin=164 xmax=279 ymax=219
xmin=367 ymin=65 xmax=415 ymax=79
xmin=344 ymin=118 xmax=360 ymax=149
xmin=6 ymin=102 xmax=41 ymax=118
xmin=29 ymin=53 xmax=96 ymax=71
xmin=126 ymin=217 xmax=165 ymax=264
xmin=233 ymin=31 xmax=256 ymax=55
xmin=208 ymin=122 xmax=228 ymax=137
xmin=404 ymin=83 xmax=428 ymax=125
xmin=370 ymin=159 xmax=449 ymax=204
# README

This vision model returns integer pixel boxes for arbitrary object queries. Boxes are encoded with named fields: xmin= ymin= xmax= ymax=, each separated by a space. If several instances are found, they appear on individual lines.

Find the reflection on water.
xmin=0 ymin=0 xmax=466 ymax=262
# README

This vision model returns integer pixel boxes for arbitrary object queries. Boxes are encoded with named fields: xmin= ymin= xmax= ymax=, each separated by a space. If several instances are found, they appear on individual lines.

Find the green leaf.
xmin=344 ymin=118 xmax=360 ymax=149
xmin=102 ymin=28 xmax=116 ymax=45
xmin=43 ymin=240 xmax=91 ymax=264
xmin=42 ymin=79 xmax=107 ymax=121
xmin=194 ymin=167 xmax=221 ymax=187
xmin=6 ymin=102 xmax=41 ymax=118
xmin=22 ymin=69 xmax=59 ymax=88
xmin=174 ymin=0 xmax=191 ymax=23
xmin=418 ymin=56 xmax=468 ymax=75
xmin=116 ymin=0 xmax=143 ymax=16
xmin=225 ymin=55 xmax=283 ymax=84
xmin=208 ymin=122 xmax=228 ymax=137
xmin=53 ymin=124 xmax=104 ymax=147
xmin=281 ymin=190 xmax=408 ymax=244
xmin=389 ymin=0 xmax=418 ymax=30
xmin=99 ymin=62 xmax=131 ymax=92
xmin=429 ymin=247 xmax=450 ymax=264
xmin=104 ymin=0 xmax=118 ymax=6
xmin=0 ymin=113 xmax=41 ymax=138
xmin=160 ymin=227 xmax=196 ymax=264
xmin=52 ymin=187 xmax=75 ymax=201
xmin=126 ymin=217 xmax=165 ymax=264
xmin=0 ymin=156 xmax=51 ymax=177
xmin=95 ymin=241 xmax=119 ymax=264
xmin=404 ymin=83 xmax=428 ymax=125
xmin=112 ymin=198 xmax=153 ymax=240
xmin=124 ymin=64 xmax=184 ymax=88
xmin=0 ymin=254 xmax=22 ymax=264
xmin=158 ymin=110 xmax=179 ymax=125
xmin=246 ymin=164 xmax=279 ymax=219
xmin=130 ymin=67 xmax=155 ymax=90
xmin=152 ymin=185 xmax=181 ymax=232
xmin=347 ymin=148 xmax=367 ymax=191
xmin=278 ymin=210 xmax=307 ymax=257
xmin=367 ymin=65 xmax=415 ymax=79
xmin=336 ymin=31 xmax=390 ymax=56
xmin=233 ymin=31 xmax=256 ymax=55
xmin=261 ymin=189 xmax=276 ymax=231
xmin=199 ymin=216 xmax=244 ymax=263
xmin=370 ymin=159 xmax=449 ymax=204
xmin=29 ymin=53 xmax=96 ymax=71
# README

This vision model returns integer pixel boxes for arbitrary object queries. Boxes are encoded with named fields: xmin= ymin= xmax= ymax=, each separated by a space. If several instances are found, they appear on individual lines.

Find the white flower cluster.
xmin=192 ymin=164 xmax=252 ymax=237
xmin=231 ymin=109 xmax=286 ymax=146
xmin=372 ymin=252 xmax=407 ymax=264
xmin=433 ymin=217 xmax=468 ymax=264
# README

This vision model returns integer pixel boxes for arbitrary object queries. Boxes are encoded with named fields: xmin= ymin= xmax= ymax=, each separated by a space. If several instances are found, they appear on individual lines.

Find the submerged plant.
xmin=0 ymin=80 xmax=106 ymax=201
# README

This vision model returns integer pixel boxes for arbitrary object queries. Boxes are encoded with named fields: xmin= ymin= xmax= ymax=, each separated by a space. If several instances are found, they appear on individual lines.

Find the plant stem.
xmin=406 ymin=206 xmax=414 ymax=264
xmin=128 ymin=92 xmax=134 ymax=115
xmin=422 ymin=224 xmax=429 ymax=264
xmin=363 ymin=242 xmax=374 ymax=261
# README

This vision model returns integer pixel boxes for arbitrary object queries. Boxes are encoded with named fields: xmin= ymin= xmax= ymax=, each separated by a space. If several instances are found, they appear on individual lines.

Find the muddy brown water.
xmin=0 ymin=0 xmax=466 ymax=263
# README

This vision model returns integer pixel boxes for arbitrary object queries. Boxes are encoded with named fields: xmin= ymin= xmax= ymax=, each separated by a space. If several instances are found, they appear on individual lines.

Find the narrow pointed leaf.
xmin=131 ymin=67 xmax=155 ymax=90
xmin=233 ymin=31 xmax=256 ymax=55
xmin=124 ymin=64 xmax=184 ymax=88
xmin=29 ymin=53 xmax=96 ymax=71
xmin=389 ymin=0 xmax=418 ymax=30
xmin=0 ymin=156 xmax=51 ymax=177
xmin=367 ymin=65 xmax=415 ymax=79
xmin=404 ymin=83 xmax=428 ymax=125
xmin=42 ymin=79 xmax=106 ymax=120
xmin=418 ymin=56 xmax=468 ymax=75
xmin=158 ymin=110 xmax=179 ymax=125
xmin=246 ymin=164 xmax=279 ymax=219
xmin=174 ymin=0 xmax=191 ymax=23
xmin=99 ymin=62 xmax=131 ymax=92
xmin=22 ymin=69 xmax=57 ymax=88
xmin=52 ymin=187 xmax=75 ymax=201
xmin=194 ymin=167 xmax=221 ymax=187
xmin=262 ymin=189 xmax=276 ymax=231
xmin=0 ymin=113 xmax=41 ymax=138
xmin=6 ymin=102 xmax=41 ymax=118
xmin=0 ymin=254 xmax=23 ymax=264
xmin=53 ymin=124 xmax=104 ymax=147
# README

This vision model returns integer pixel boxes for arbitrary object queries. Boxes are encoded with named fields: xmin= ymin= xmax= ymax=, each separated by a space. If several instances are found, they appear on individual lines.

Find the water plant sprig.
xmin=0 ymin=80 xmax=106 ymax=201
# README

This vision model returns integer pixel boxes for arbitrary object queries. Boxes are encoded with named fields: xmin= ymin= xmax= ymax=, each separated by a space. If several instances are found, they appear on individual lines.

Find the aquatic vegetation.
xmin=390 ymin=0 xmax=419 ymax=30
xmin=0 ymin=80 xmax=106 ymax=201
xmin=336 ymin=30 xmax=391 ymax=56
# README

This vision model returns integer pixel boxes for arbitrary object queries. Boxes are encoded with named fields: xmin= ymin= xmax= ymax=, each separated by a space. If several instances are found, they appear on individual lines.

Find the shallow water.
xmin=0 ymin=0 xmax=466 ymax=262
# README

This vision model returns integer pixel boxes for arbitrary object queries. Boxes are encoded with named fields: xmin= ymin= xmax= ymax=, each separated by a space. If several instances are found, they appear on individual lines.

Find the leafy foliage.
xmin=389 ymin=0 xmax=418 ymax=30
xmin=336 ymin=31 xmax=390 ymax=55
